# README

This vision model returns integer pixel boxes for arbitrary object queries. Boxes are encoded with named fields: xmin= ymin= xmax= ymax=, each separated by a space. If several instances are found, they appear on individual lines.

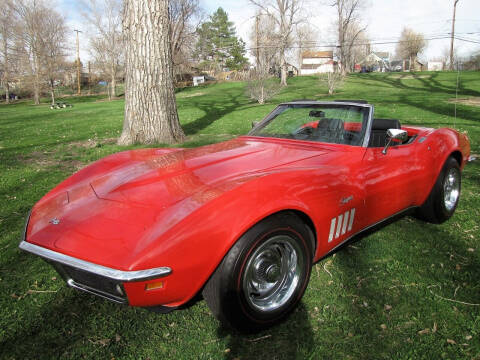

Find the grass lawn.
xmin=0 ymin=72 xmax=479 ymax=359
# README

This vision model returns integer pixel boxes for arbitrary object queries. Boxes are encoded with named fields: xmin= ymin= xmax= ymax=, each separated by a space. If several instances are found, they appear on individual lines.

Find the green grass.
xmin=1 ymin=72 xmax=479 ymax=359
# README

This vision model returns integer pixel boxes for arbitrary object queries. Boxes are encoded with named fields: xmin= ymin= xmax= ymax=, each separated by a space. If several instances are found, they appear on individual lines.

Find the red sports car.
xmin=20 ymin=100 xmax=471 ymax=331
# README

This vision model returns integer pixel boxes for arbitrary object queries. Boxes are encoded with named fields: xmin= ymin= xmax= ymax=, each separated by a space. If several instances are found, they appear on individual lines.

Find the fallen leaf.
xmin=363 ymin=301 xmax=368 ymax=307
xmin=418 ymin=328 xmax=430 ymax=335
xmin=467 ymin=248 xmax=475 ymax=252
xmin=432 ymin=322 xmax=437 ymax=333
xmin=115 ymin=334 xmax=121 ymax=342
xmin=224 ymin=349 xmax=231 ymax=353
xmin=348 ymin=332 xmax=354 ymax=337
xmin=51 ymin=277 xmax=57 ymax=281
xmin=456 ymin=264 xmax=461 ymax=271
xmin=380 ymin=324 xmax=387 ymax=330
xmin=384 ymin=304 xmax=392 ymax=311
xmin=465 ymin=335 xmax=472 ymax=340
xmin=447 ymin=339 xmax=456 ymax=345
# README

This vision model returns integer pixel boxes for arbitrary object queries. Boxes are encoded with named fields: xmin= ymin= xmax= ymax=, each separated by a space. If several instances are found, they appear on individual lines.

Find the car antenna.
xmin=454 ymin=67 xmax=460 ymax=130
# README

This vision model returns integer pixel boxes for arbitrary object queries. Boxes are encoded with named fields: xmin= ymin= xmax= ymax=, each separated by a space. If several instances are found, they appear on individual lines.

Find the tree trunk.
xmin=33 ymin=52 xmax=40 ymax=105
xmin=50 ymin=80 xmax=55 ymax=105
xmin=280 ymin=53 xmax=287 ymax=86
xmin=3 ymin=36 xmax=8 ymax=104
xmin=110 ymin=64 xmax=116 ymax=99
xmin=118 ymin=0 xmax=185 ymax=145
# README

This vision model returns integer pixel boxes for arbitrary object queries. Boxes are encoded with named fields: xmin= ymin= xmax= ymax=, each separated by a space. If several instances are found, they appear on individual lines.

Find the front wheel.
xmin=416 ymin=156 xmax=461 ymax=223
xmin=202 ymin=212 xmax=313 ymax=331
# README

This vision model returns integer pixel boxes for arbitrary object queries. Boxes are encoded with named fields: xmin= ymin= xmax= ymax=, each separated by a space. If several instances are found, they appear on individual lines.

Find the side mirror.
xmin=251 ymin=121 xmax=260 ymax=129
xmin=382 ymin=128 xmax=408 ymax=155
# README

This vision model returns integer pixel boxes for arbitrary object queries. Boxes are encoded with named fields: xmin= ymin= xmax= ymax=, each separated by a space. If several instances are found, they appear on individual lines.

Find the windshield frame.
xmin=247 ymin=101 xmax=374 ymax=148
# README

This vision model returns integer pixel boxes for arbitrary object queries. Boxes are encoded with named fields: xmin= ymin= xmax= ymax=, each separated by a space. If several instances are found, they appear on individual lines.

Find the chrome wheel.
xmin=242 ymin=235 xmax=305 ymax=312
xmin=443 ymin=167 xmax=460 ymax=211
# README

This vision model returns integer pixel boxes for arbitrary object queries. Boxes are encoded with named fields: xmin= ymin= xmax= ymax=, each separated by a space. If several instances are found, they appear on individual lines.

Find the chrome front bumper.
xmin=20 ymin=241 xmax=172 ymax=304
xmin=20 ymin=211 xmax=171 ymax=304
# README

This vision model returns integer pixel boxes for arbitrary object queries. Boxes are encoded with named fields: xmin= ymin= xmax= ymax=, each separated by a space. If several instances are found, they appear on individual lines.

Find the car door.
xmin=362 ymin=142 xmax=421 ymax=225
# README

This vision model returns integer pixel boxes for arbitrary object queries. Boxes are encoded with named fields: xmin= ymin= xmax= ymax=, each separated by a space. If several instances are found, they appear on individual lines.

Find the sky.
xmin=61 ymin=0 xmax=480 ymax=64
xmin=201 ymin=0 xmax=480 ymax=63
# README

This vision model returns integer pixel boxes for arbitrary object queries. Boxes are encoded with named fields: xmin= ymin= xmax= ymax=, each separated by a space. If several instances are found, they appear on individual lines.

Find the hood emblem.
xmin=49 ymin=218 xmax=60 ymax=225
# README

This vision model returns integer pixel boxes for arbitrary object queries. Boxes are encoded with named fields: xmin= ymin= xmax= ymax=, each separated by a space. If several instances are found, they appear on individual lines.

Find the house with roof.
xmin=300 ymin=51 xmax=335 ymax=75
xmin=358 ymin=52 xmax=390 ymax=72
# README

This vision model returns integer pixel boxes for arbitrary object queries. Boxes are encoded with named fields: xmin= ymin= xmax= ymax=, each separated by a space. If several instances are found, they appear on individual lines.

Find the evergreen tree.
xmin=195 ymin=7 xmax=248 ymax=71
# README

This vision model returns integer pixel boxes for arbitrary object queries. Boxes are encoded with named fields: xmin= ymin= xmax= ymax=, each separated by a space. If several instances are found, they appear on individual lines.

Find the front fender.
xmin=124 ymin=166 xmax=357 ymax=307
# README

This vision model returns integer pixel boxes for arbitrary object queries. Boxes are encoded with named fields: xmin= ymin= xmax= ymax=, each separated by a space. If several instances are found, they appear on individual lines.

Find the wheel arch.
xmin=197 ymin=208 xmax=317 ymax=299
xmin=450 ymin=150 xmax=463 ymax=167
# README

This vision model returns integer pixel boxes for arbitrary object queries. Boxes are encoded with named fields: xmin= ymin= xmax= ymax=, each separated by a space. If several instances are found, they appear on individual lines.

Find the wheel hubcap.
xmin=243 ymin=235 xmax=305 ymax=312
xmin=443 ymin=168 xmax=460 ymax=211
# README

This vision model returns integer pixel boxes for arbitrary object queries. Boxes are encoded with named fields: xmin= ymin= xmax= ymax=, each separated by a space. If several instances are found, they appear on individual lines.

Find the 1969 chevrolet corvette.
xmin=20 ymin=100 xmax=471 ymax=330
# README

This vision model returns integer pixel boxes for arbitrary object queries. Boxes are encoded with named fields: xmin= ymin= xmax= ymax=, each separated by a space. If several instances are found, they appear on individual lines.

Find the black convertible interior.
xmin=368 ymin=118 xmax=401 ymax=147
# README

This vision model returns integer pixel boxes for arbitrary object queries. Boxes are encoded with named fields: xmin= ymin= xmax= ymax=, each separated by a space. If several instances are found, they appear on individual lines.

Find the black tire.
xmin=202 ymin=212 xmax=313 ymax=332
xmin=416 ymin=156 xmax=461 ymax=224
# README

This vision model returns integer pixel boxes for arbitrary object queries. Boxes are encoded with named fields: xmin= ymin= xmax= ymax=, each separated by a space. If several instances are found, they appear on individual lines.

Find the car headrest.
xmin=372 ymin=118 xmax=401 ymax=130
xmin=318 ymin=118 xmax=344 ymax=130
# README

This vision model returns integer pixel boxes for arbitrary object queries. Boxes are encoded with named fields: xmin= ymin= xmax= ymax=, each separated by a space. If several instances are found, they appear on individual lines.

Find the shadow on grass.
xmin=217 ymin=302 xmax=314 ymax=360
xmin=361 ymin=72 xmax=480 ymax=125
xmin=330 ymin=212 xmax=480 ymax=358
xmin=181 ymin=89 xmax=246 ymax=135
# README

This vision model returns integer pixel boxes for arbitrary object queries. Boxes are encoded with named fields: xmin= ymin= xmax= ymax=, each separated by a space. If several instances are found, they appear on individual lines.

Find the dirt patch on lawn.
xmin=389 ymin=74 xmax=431 ymax=79
xmin=68 ymin=137 xmax=117 ymax=149
xmin=19 ymin=151 xmax=85 ymax=171
xmin=448 ymin=97 xmax=480 ymax=107
xmin=177 ymin=92 xmax=205 ymax=98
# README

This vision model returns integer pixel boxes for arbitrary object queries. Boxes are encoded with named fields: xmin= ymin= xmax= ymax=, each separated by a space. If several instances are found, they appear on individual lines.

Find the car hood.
xmin=26 ymin=137 xmax=330 ymax=269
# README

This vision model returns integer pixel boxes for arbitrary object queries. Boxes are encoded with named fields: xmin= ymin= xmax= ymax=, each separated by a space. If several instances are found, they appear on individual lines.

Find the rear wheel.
xmin=416 ymin=156 xmax=461 ymax=223
xmin=202 ymin=212 xmax=313 ymax=331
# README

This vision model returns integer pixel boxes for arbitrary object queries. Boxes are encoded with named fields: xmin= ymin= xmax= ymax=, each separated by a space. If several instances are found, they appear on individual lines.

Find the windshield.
xmin=248 ymin=103 xmax=370 ymax=146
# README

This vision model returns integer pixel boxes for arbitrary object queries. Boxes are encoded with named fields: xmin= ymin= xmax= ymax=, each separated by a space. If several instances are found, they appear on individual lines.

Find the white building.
xmin=427 ymin=61 xmax=444 ymax=71
xmin=300 ymin=51 xmax=335 ymax=75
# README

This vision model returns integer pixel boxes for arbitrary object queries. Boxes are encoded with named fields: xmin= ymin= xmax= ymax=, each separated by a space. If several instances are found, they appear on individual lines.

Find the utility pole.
xmin=74 ymin=29 xmax=82 ymax=95
xmin=449 ymin=0 xmax=460 ymax=71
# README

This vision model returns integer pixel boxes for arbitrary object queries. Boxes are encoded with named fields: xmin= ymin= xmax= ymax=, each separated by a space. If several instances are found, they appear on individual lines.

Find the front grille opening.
xmin=53 ymin=263 xmax=127 ymax=303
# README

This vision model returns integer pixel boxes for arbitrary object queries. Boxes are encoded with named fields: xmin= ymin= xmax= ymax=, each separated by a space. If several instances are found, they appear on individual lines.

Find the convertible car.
xmin=20 ymin=100 xmax=471 ymax=331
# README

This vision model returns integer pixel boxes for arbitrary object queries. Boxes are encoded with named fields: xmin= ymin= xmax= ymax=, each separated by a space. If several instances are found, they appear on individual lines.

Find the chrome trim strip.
xmin=67 ymin=279 xmax=127 ymax=304
xmin=19 ymin=241 xmax=172 ymax=282
xmin=341 ymin=211 xmax=349 ymax=235
xmin=362 ymin=105 xmax=374 ymax=148
xmin=335 ymin=214 xmax=343 ymax=239
xmin=328 ymin=218 xmax=336 ymax=243
xmin=347 ymin=208 xmax=355 ymax=231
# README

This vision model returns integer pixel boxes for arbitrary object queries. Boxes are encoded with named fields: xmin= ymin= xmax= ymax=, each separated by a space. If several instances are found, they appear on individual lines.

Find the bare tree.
xmin=15 ymin=0 xmax=50 ymax=104
xmin=42 ymin=14 xmax=68 ymax=105
xmin=119 ymin=0 xmax=185 ymax=145
xmin=169 ymin=0 xmax=202 ymax=77
xmin=247 ymin=13 xmax=281 ymax=104
xmin=81 ymin=0 xmax=123 ymax=100
xmin=441 ymin=45 xmax=458 ymax=70
xmin=294 ymin=23 xmax=317 ymax=69
xmin=348 ymin=24 xmax=370 ymax=71
xmin=395 ymin=27 xmax=427 ymax=71
xmin=319 ymin=66 xmax=345 ymax=95
xmin=249 ymin=0 xmax=305 ymax=86
xmin=332 ymin=0 xmax=366 ymax=75
xmin=0 ymin=0 xmax=16 ymax=103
